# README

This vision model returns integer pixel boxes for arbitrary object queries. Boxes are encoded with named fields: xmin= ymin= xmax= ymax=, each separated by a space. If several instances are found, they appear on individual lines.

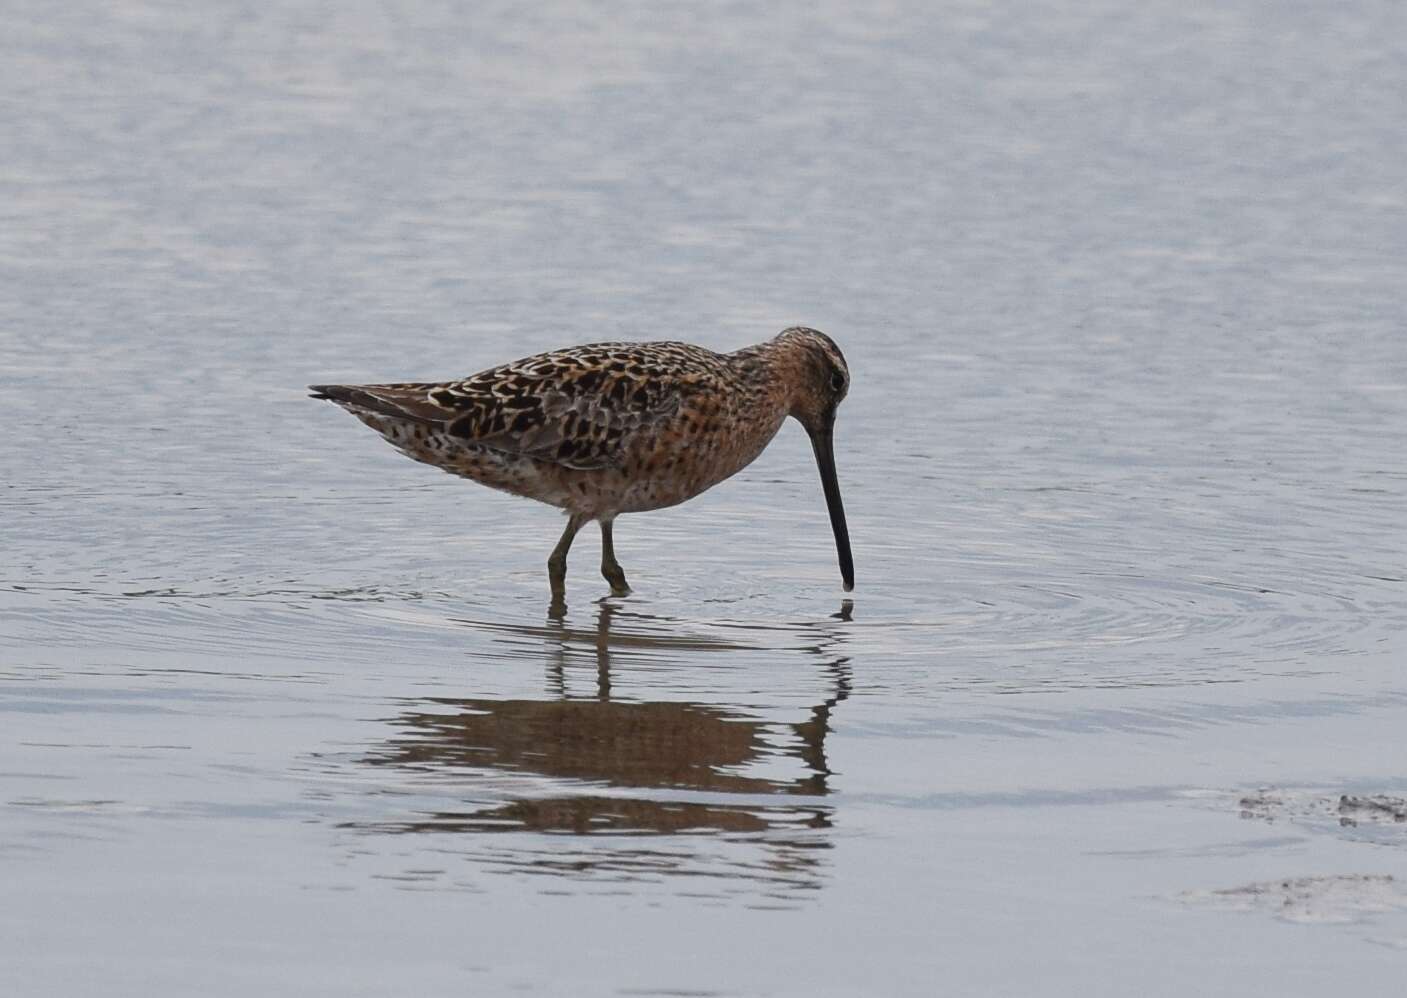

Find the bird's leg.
xmin=548 ymin=513 xmax=587 ymax=608
xmin=599 ymin=518 xmax=631 ymax=596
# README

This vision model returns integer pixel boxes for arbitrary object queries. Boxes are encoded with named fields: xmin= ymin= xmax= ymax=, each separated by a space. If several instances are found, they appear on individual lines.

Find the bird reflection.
xmin=347 ymin=602 xmax=852 ymax=895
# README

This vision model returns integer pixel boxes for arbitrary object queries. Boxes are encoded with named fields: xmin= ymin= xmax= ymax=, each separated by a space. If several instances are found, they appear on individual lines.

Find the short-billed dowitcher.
xmin=310 ymin=326 xmax=853 ymax=603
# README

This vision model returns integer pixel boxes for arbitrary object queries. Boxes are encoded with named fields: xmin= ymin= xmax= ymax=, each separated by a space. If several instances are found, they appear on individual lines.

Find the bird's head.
xmin=772 ymin=327 xmax=854 ymax=592
xmin=774 ymin=326 xmax=850 ymax=432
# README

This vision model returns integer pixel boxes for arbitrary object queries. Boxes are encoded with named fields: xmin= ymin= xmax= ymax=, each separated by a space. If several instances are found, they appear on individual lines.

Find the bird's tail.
xmin=308 ymin=383 xmax=445 ymax=425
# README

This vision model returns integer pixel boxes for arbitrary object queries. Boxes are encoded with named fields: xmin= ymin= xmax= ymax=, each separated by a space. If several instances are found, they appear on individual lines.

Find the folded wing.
xmin=312 ymin=343 xmax=694 ymax=471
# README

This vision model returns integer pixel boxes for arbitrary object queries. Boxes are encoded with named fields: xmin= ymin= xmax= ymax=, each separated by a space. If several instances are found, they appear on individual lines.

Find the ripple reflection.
xmin=335 ymin=603 xmax=852 ymax=901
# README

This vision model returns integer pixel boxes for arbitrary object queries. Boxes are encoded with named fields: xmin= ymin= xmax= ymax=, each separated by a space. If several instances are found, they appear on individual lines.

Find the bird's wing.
xmin=436 ymin=343 xmax=702 ymax=470
xmin=314 ymin=343 xmax=710 ymax=471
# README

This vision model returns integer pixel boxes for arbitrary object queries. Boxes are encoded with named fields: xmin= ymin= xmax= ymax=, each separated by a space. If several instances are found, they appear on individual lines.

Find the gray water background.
xmin=3 ymin=1 xmax=1406 ymax=994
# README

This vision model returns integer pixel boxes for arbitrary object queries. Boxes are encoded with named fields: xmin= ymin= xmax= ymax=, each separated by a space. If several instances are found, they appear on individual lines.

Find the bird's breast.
xmin=609 ymin=400 xmax=788 ymax=514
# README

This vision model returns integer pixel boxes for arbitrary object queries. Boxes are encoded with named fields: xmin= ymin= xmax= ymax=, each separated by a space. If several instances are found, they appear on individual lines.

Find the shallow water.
xmin=4 ymin=1 xmax=1407 ymax=994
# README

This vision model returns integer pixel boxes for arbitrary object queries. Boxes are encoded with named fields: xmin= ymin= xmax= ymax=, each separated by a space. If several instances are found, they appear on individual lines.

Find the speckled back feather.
xmin=315 ymin=341 xmax=735 ymax=472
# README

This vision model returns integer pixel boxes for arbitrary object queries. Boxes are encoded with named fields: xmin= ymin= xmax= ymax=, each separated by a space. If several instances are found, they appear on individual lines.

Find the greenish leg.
xmin=599 ymin=518 xmax=631 ymax=596
xmin=548 ymin=513 xmax=587 ymax=607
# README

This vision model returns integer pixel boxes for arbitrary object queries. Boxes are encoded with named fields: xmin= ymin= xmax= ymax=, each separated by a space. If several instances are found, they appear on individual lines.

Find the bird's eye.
xmin=830 ymin=371 xmax=846 ymax=392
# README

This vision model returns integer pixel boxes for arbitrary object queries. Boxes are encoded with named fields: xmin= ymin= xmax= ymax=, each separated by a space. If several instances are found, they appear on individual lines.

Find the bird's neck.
xmin=727 ymin=337 xmax=811 ymax=409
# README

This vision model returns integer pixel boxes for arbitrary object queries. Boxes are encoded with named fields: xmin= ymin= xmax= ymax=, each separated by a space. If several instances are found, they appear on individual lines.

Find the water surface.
xmin=4 ymin=2 xmax=1407 ymax=995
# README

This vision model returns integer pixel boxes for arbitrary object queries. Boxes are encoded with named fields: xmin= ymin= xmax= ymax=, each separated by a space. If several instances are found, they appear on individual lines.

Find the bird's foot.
xmin=602 ymin=562 xmax=631 ymax=597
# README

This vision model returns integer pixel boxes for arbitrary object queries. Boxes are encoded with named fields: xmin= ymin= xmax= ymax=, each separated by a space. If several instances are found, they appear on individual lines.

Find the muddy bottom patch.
xmin=1236 ymin=790 xmax=1407 ymax=835
xmin=1179 ymin=874 xmax=1407 ymax=924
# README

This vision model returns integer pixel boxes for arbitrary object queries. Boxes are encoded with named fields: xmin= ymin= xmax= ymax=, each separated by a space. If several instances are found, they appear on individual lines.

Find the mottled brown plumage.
xmin=311 ymin=327 xmax=853 ymax=604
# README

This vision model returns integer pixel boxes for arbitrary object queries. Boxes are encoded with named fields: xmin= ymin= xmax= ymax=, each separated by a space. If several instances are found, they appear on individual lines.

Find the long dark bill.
xmin=808 ymin=413 xmax=855 ymax=592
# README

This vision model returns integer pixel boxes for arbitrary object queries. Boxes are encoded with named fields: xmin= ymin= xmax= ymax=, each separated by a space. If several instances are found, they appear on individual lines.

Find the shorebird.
xmin=310 ymin=326 xmax=853 ymax=603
